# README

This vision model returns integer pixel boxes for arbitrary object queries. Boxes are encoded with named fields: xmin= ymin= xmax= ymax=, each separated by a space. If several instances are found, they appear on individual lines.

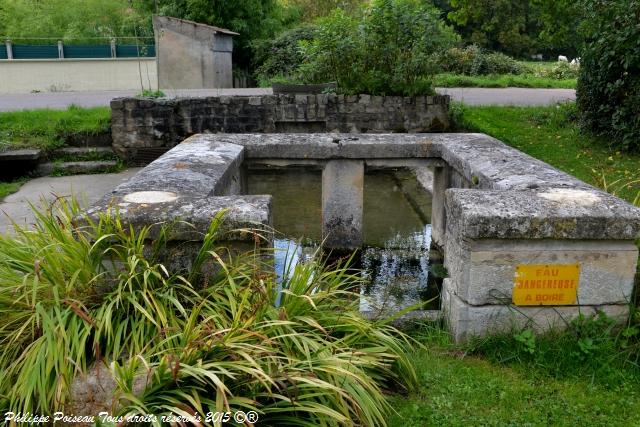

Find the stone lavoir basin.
xmin=245 ymin=167 xmax=442 ymax=316
xmin=86 ymin=133 xmax=640 ymax=342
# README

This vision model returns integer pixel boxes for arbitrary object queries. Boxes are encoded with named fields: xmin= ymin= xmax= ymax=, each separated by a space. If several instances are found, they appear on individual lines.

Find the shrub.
xmin=0 ymin=199 xmax=416 ymax=424
xmin=535 ymin=61 xmax=580 ymax=80
xmin=299 ymin=0 xmax=458 ymax=96
xmin=577 ymin=0 xmax=640 ymax=151
xmin=436 ymin=45 xmax=527 ymax=76
xmin=255 ymin=25 xmax=319 ymax=83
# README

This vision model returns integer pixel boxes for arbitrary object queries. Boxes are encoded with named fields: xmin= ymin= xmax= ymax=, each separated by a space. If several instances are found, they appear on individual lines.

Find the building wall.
xmin=153 ymin=16 xmax=234 ymax=89
xmin=0 ymin=58 xmax=157 ymax=94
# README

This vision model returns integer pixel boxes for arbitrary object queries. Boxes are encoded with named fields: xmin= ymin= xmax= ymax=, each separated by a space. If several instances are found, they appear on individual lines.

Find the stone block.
xmin=442 ymin=282 xmax=629 ymax=342
xmin=431 ymin=165 xmax=450 ymax=248
xmin=445 ymin=188 xmax=640 ymax=241
xmin=444 ymin=238 xmax=638 ymax=306
xmin=107 ymin=134 xmax=245 ymax=198
xmin=85 ymin=194 xmax=272 ymax=242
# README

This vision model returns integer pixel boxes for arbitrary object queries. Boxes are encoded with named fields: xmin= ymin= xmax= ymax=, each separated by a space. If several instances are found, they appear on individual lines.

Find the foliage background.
xmin=576 ymin=0 xmax=640 ymax=151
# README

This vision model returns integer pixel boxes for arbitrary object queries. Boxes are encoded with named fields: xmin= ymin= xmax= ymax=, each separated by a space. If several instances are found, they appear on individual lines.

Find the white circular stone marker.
xmin=123 ymin=191 xmax=178 ymax=204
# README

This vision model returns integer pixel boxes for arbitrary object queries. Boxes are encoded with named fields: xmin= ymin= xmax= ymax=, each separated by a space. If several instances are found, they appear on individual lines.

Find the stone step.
xmin=37 ymin=160 xmax=118 ymax=176
xmin=0 ymin=149 xmax=43 ymax=179
xmin=0 ymin=148 xmax=42 ymax=161
xmin=65 ymin=132 xmax=112 ymax=148
xmin=51 ymin=146 xmax=115 ymax=157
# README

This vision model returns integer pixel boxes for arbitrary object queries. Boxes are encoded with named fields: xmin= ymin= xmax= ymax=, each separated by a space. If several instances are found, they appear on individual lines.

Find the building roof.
xmin=153 ymin=16 xmax=239 ymax=36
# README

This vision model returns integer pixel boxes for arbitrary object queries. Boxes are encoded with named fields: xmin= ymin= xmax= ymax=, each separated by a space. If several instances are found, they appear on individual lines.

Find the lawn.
xmin=0 ymin=106 xmax=112 ymax=200
xmin=0 ymin=179 xmax=26 ymax=200
xmin=389 ymin=343 xmax=640 ymax=427
xmin=0 ymin=105 xmax=110 ymax=152
xmin=435 ymin=73 xmax=577 ymax=89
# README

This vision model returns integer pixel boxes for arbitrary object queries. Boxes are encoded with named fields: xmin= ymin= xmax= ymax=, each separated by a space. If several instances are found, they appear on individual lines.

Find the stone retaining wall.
xmin=110 ymin=94 xmax=450 ymax=164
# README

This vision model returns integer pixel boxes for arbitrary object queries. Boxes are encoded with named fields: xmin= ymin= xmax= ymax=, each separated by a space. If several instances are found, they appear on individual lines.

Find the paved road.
xmin=0 ymin=87 xmax=575 ymax=111
xmin=0 ymin=168 xmax=141 ymax=234
xmin=0 ymin=88 xmax=273 ymax=111
xmin=436 ymin=87 xmax=575 ymax=106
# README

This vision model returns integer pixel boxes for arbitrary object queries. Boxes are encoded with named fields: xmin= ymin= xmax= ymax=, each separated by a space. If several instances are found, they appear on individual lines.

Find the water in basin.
xmin=246 ymin=168 xmax=442 ymax=317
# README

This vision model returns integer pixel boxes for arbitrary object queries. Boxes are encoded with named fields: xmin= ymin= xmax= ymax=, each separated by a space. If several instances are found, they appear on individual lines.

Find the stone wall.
xmin=110 ymin=94 xmax=450 ymax=164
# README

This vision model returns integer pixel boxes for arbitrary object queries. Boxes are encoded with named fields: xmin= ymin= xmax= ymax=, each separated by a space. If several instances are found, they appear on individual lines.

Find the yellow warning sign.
xmin=512 ymin=264 xmax=580 ymax=306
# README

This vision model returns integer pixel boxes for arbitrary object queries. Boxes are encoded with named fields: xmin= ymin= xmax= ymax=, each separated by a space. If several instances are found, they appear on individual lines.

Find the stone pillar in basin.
xmin=322 ymin=160 xmax=364 ymax=249
xmin=431 ymin=165 xmax=450 ymax=249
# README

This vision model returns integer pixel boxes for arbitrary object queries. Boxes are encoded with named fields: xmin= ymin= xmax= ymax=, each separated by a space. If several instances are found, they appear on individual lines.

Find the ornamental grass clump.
xmin=0 ymin=198 xmax=416 ymax=425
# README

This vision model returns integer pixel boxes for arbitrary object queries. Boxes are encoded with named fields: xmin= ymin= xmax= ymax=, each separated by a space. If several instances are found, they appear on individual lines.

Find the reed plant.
xmin=0 ymin=198 xmax=416 ymax=425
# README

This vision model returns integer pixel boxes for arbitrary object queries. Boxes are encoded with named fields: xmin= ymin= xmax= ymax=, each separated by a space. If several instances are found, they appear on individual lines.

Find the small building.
xmin=152 ymin=16 xmax=238 ymax=90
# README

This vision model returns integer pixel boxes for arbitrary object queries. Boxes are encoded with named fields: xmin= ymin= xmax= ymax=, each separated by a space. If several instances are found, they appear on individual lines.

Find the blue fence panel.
xmin=5 ymin=44 xmax=155 ymax=59
xmin=64 ymin=45 xmax=111 ymax=59
xmin=12 ymin=45 xmax=58 ymax=59
xmin=116 ymin=45 xmax=155 ymax=58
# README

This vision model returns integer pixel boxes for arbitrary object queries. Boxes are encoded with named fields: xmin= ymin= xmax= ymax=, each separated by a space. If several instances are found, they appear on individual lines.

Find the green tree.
xmin=531 ymin=0 xmax=582 ymax=57
xmin=0 ymin=0 xmax=152 ymax=43
xmin=577 ymin=0 xmax=640 ymax=151
xmin=299 ymin=0 xmax=458 ymax=95
xmin=281 ymin=0 xmax=365 ymax=21
xmin=444 ymin=0 xmax=584 ymax=58
xmin=447 ymin=0 xmax=540 ymax=57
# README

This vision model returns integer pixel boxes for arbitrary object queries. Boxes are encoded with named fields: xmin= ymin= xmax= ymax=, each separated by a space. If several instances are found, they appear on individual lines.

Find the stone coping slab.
xmin=88 ymin=132 xmax=640 ymax=244
xmin=106 ymin=135 xmax=244 ymax=198
xmin=84 ymin=195 xmax=271 ymax=241
xmin=198 ymin=133 xmax=598 ymax=190
xmin=445 ymin=188 xmax=640 ymax=240
xmin=88 ymin=135 xmax=266 ymax=241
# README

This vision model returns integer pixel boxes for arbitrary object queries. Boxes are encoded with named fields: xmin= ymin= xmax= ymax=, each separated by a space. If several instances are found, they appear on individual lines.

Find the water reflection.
xmin=247 ymin=168 xmax=442 ymax=316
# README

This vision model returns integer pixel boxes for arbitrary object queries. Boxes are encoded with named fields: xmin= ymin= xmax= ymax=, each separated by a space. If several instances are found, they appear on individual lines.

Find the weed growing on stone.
xmin=137 ymin=89 xmax=166 ymax=98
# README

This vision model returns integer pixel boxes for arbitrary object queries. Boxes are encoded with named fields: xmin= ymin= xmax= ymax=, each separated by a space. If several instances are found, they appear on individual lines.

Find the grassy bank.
xmin=453 ymin=103 xmax=640 ymax=204
xmin=0 ymin=105 xmax=110 ymax=151
xmin=435 ymin=73 xmax=577 ymax=89
xmin=0 ymin=179 xmax=26 ymax=200
xmin=389 ymin=332 xmax=640 ymax=426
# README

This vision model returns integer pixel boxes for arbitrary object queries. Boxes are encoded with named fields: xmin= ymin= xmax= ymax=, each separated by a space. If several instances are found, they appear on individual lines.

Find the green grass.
xmin=434 ymin=73 xmax=577 ymax=89
xmin=389 ymin=346 xmax=640 ymax=427
xmin=453 ymin=103 xmax=640 ymax=204
xmin=0 ymin=105 xmax=110 ymax=152
xmin=388 ymin=316 xmax=640 ymax=427
xmin=0 ymin=179 xmax=26 ymax=201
